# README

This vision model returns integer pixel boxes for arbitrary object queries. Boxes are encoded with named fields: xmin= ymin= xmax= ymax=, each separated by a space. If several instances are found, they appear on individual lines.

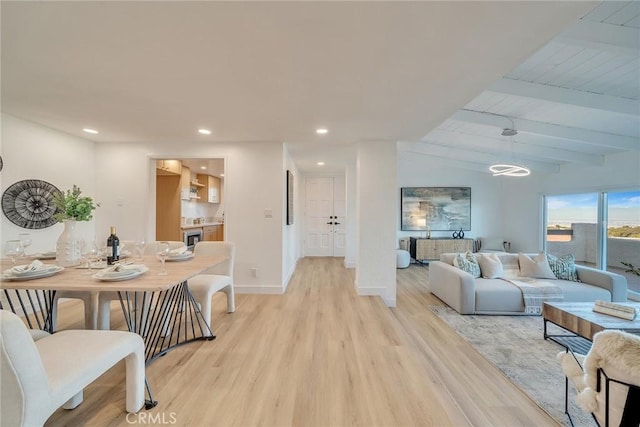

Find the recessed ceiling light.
xmin=83 ymin=128 xmax=98 ymax=134
xmin=198 ymin=129 xmax=212 ymax=135
xmin=200 ymin=166 xmax=207 ymax=170
xmin=316 ymin=128 xmax=328 ymax=135
xmin=317 ymin=162 xmax=325 ymax=166
xmin=220 ymin=173 xmax=224 ymax=177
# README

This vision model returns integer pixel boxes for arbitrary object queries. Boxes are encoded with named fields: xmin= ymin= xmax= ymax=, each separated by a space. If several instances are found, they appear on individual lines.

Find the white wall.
xmin=1 ymin=114 xmax=97 ymax=252
xmin=1 ymin=115 xmax=299 ymax=294
xmin=94 ymin=140 xmax=286 ymax=294
xmin=502 ymin=150 xmax=640 ymax=253
xmin=396 ymin=151 xmax=505 ymax=243
xmin=396 ymin=150 xmax=639 ymax=255
xmin=356 ymin=141 xmax=397 ymax=306
xmin=344 ymin=161 xmax=358 ymax=268
xmin=283 ymin=146 xmax=301 ymax=290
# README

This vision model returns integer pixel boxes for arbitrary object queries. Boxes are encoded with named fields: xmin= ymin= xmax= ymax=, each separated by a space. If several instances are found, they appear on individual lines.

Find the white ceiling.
xmin=3 ymin=1 xmax=636 ymax=175
xmin=403 ymin=1 xmax=640 ymax=175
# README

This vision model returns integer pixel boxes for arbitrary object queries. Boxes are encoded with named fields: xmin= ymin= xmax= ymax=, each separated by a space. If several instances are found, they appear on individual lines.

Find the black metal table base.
xmin=117 ymin=281 xmax=215 ymax=408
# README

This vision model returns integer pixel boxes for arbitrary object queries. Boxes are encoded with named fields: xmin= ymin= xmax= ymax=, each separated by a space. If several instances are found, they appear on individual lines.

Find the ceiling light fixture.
xmin=200 ymin=166 xmax=207 ymax=170
xmin=83 ymin=128 xmax=98 ymax=134
xmin=490 ymin=120 xmax=530 ymax=177
xmin=317 ymin=161 xmax=325 ymax=166
xmin=316 ymin=128 xmax=328 ymax=135
xmin=489 ymin=164 xmax=531 ymax=177
xmin=198 ymin=129 xmax=211 ymax=135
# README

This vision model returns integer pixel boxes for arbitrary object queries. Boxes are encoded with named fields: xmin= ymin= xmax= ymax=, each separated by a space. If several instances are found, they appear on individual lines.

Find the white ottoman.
xmin=396 ymin=249 xmax=410 ymax=268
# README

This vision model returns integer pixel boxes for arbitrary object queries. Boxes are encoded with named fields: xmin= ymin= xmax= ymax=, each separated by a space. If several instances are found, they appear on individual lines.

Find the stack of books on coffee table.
xmin=592 ymin=300 xmax=639 ymax=320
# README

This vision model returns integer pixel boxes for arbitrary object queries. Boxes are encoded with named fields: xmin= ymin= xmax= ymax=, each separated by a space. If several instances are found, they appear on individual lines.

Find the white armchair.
xmin=0 ymin=310 xmax=145 ymax=425
xmin=558 ymin=330 xmax=640 ymax=427
xmin=188 ymin=241 xmax=235 ymax=337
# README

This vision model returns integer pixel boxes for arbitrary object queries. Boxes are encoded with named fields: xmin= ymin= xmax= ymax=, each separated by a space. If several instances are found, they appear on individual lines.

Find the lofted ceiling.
xmin=402 ymin=1 xmax=640 ymax=175
xmin=2 ymin=1 xmax=637 ymax=175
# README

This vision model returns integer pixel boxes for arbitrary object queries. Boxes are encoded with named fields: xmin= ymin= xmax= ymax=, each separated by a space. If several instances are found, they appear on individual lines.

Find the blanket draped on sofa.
xmin=504 ymin=278 xmax=564 ymax=314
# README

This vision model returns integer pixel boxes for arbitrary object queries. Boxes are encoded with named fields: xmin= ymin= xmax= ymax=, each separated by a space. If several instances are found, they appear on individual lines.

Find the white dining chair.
xmin=188 ymin=241 xmax=235 ymax=337
xmin=0 ymin=310 xmax=145 ymax=426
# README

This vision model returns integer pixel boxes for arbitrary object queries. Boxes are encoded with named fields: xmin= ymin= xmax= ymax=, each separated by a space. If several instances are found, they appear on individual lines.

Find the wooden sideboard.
xmin=409 ymin=237 xmax=474 ymax=261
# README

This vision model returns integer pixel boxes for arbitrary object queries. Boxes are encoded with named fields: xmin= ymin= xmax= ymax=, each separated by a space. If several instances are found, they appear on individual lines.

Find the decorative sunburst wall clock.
xmin=2 ymin=179 xmax=60 ymax=229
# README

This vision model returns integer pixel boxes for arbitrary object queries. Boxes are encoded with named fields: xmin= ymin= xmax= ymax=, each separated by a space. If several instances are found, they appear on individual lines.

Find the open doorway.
xmin=155 ymin=158 xmax=225 ymax=247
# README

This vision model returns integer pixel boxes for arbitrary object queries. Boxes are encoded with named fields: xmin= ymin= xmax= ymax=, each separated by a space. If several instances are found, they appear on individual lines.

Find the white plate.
xmin=92 ymin=266 xmax=148 ymax=281
xmin=2 ymin=266 xmax=64 ymax=281
xmin=4 ymin=264 xmax=60 ymax=278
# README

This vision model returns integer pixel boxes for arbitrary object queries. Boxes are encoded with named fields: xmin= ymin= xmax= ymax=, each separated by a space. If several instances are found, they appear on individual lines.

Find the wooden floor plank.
xmin=45 ymin=258 xmax=558 ymax=426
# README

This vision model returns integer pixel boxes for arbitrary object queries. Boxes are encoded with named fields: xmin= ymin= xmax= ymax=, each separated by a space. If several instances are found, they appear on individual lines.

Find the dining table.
xmin=0 ymin=252 xmax=226 ymax=408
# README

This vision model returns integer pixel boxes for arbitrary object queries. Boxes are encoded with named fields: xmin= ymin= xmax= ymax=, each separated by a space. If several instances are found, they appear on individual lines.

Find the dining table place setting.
xmin=92 ymin=263 xmax=149 ymax=281
xmin=2 ymin=259 xmax=64 ymax=281
xmin=165 ymin=246 xmax=194 ymax=262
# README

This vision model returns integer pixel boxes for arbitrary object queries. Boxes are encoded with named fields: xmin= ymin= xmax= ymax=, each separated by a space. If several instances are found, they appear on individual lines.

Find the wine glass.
xmin=156 ymin=242 xmax=170 ymax=276
xmin=18 ymin=233 xmax=32 ymax=257
xmin=134 ymin=238 xmax=146 ymax=262
xmin=81 ymin=240 xmax=100 ymax=274
xmin=4 ymin=240 xmax=24 ymax=266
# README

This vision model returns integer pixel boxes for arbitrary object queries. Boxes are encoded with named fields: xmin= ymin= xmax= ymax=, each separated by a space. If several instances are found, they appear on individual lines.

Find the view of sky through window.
xmin=547 ymin=191 xmax=640 ymax=229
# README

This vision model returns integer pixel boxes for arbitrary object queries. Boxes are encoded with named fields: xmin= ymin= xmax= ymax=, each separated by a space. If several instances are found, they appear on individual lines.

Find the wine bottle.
xmin=107 ymin=226 xmax=120 ymax=265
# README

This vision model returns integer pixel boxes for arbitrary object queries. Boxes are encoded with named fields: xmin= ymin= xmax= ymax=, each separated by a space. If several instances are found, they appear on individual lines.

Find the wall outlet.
xmin=264 ymin=209 xmax=272 ymax=218
xmin=251 ymin=267 xmax=258 ymax=278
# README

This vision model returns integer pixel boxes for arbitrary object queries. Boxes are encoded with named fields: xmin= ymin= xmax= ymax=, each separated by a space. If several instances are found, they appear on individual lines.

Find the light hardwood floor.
xmin=46 ymin=258 xmax=558 ymax=426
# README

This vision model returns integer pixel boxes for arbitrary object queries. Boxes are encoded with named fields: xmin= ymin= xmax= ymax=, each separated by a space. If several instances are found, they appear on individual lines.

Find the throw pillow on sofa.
xmin=546 ymin=253 xmax=579 ymax=282
xmin=478 ymin=253 xmax=504 ymax=279
xmin=454 ymin=251 xmax=481 ymax=278
xmin=518 ymin=252 xmax=556 ymax=279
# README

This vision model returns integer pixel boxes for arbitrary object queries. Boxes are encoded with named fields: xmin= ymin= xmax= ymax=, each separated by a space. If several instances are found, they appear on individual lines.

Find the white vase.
xmin=56 ymin=220 xmax=81 ymax=266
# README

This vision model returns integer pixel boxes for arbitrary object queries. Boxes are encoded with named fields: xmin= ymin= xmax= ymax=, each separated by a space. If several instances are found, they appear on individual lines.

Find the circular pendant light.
xmin=489 ymin=164 xmax=531 ymax=177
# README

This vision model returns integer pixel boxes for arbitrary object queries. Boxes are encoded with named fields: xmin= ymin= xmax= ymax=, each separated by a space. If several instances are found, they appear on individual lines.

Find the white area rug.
xmin=430 ymin=306 xmax=594 ymax=427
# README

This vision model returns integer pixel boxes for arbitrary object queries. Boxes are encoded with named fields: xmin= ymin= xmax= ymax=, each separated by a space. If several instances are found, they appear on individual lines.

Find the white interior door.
xmin=332 ymin=176 xmax=346 ymax=257
xmin=305 ymin=176 xmax=345 ymax=257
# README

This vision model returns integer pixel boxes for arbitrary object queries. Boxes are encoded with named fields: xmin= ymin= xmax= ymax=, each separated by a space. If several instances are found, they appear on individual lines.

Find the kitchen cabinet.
xmin=203 ymin=224 xmax=224 ymax=241
xmin=156 ymin=159 xmax=182 ymax=176
xmin=190 ymin=179 xmax=204 ymax=200
xmin=180 ymin=167 xmax=191 ymax=200
xmin=156 ymin=174 xmax=182 ymax=241
xmin=197 ymin=174 xmax=221 ymax=204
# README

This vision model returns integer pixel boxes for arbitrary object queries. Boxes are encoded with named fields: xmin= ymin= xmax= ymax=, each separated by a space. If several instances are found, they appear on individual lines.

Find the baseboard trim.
xmin=283 ymin=258 xmax=298 ymax=292
xmin=235 ymin=285 xmax=284 ymax=295
xmin=355 ymin=283 xmax=385 ymax=297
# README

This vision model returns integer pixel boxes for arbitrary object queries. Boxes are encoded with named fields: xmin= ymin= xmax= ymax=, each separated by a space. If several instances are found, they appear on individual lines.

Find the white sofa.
xmin=430 ymin=252 xmax=628 ymax=315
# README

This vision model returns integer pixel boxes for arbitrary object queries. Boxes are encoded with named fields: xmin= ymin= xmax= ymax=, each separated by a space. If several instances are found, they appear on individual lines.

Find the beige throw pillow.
xmin=478 ymin=253 xmax=504 ymax=279
xmin=518 ymin=252 xmax=556 ymax=279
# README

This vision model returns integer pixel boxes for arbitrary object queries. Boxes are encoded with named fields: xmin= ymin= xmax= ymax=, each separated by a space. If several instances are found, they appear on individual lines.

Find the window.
xmin=544 ymin=190 xmax=640 ymax=296
xmin=607 ymin=190 xmax=640 ymax=294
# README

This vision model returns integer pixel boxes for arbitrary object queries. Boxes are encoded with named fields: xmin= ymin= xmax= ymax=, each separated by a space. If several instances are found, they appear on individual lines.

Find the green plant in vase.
xmin=52 ymin=185 xmax=99 ymax=222
xmin=53 ymin=185 xmax=100 ymax=266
